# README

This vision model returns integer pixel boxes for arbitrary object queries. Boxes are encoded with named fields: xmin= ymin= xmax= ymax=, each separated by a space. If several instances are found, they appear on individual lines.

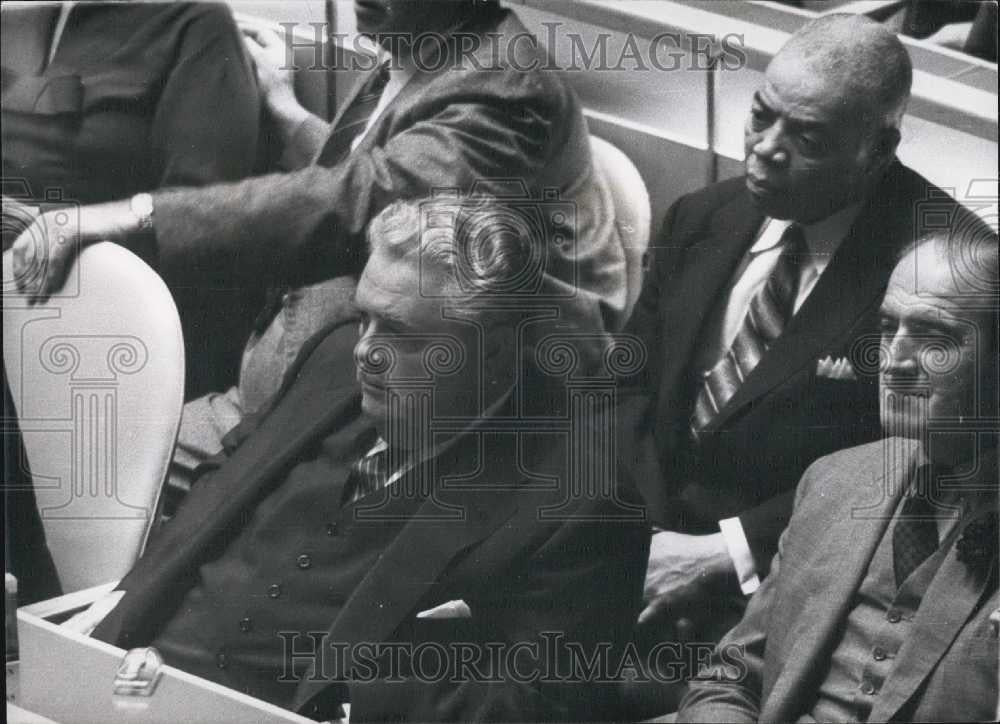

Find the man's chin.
xmin=361 ymin=395 xmax=386 ymax=423
xmin=746 ymin=183 xmax=793 ymax=220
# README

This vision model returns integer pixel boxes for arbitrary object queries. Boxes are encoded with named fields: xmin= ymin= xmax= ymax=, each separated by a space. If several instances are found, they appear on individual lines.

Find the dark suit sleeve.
xmin=150 ymin=66 xmax=561 ymax=289
xmin=346 ymin=491 xmax=651 ymax=722
xmin=736 ymin=489 xmax=795 ymax=573
xmin=617 ymin=197 xmax=689 ymax=523
xmin=622 ymin=197 xmax=684 ymax=390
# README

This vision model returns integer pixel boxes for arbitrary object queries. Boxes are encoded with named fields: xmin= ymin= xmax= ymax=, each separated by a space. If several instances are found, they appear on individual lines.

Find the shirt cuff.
xmin=718 ymin=517 xmax=760 ymax=595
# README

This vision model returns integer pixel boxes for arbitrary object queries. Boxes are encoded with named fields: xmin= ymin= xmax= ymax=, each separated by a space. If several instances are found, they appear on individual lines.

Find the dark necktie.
xmin=315 ymin=61 xmax=391 ymax=168
xmin=892 ymin=467 xmax=941 ymax=588
xmin=691 ymin=224 xmax=808 ymax=434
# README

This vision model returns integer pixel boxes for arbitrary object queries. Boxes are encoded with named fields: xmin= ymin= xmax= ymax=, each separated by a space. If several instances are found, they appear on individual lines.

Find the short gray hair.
xmin=366 ymin=197 xmax=537 ymax=309
xmin=778 ymin=13 xmax=912 ymax=132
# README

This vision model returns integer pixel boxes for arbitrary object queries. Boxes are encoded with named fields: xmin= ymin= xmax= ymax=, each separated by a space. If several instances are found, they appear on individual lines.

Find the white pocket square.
xmin=816 ymin=355 xmax=857 ymax=380
xmin=416 ymin=599 xmax=472 ymax=619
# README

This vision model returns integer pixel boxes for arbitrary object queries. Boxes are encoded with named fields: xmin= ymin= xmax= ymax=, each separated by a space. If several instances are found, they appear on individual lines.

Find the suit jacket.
xmin=678 ymin=438 xmax=999 ymax=723
xmin=622 ymin=160 xmax=985 ymax=567
xmin=94 ymin=320 xmax=650 ymax=722
xmin=149 ymin=7 xmax=626 ymax=332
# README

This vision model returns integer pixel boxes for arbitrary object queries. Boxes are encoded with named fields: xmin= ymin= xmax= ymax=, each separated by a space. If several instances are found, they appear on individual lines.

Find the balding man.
xmin=622 ymin=14 xmax=991 ymax=650
xmin=677 ymin=228 xmax=998 ymax=723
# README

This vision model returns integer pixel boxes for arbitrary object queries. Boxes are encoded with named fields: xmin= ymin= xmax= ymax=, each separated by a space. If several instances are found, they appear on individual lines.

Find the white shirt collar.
xmin=750 ymin=202 xmax=864 ymax=257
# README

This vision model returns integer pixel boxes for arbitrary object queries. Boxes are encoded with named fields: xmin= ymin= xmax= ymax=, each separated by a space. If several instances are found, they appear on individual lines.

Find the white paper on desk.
xmin=415 ymin=599 xmax=471 ymax=619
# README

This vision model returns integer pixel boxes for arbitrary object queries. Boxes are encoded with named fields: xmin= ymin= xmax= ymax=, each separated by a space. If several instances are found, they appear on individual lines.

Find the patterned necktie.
xmin=316 ymin=61 xmax=391 ymax=168
xmin=892 ymin=466 xmax=941 ymax=587
xmin=344 ymin=444 xmax=396 ymax=503
xmin=691 ymin=224 xmax=808 ymax=434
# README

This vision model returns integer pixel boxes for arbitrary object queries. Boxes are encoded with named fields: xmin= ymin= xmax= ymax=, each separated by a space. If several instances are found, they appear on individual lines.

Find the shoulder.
xmin=665 ymin=175 xmax=749 ymax=231
xmin=875 ymin=161 xmax=994 ymax=240
xmin=284 ymin=316 xmax=362 ymax=392
xmin=428 ymin=9 xmax=578 ymax=112
xmin=795 ymin=438 xmax=917 ymax=508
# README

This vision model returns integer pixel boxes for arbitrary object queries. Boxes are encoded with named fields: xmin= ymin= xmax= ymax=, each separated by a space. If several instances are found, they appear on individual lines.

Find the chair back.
xmin=589 ymin=135 xmax=652 ymax=323
xmin=3 ymin=242 xmax=184 ymax=593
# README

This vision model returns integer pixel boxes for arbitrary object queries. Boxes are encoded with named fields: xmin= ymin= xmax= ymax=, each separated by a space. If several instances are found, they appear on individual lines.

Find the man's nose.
xmin=882 ymin=332 xmax=920 ymax=374
xmin=751 ymin=124 xmax=790 ymax=168
xmin=354 ymin=331 xmax=396 ymax=376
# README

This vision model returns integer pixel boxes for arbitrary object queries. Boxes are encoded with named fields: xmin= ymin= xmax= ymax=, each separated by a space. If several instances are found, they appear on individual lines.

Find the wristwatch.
xmin=129 ymin=192 xmax=155 ymax=232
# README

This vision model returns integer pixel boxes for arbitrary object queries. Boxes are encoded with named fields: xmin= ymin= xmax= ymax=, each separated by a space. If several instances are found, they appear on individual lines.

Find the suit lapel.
xmin=655 ymin=193 xmax=762 ymax=441
xmin=291 ymin=433 xmax=522 ymax=711
xmin=103 ymin=331 xmax=364 ymax=644
xmin=868 ymin=476 xmax=999 ymax=721
xmin=763 ymin=441 xmax=915 ymax=722
xmin=706 ymin=197 xmax=891 ymax=432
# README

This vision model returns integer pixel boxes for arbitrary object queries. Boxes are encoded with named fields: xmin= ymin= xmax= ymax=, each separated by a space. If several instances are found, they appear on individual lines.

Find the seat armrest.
xmin=20 ymin=581 xmax=120 ymax=623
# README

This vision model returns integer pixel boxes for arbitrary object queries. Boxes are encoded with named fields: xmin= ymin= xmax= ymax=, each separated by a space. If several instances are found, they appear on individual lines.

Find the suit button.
xmin=238 ymin=617 xmax=253 ymax=633
xmin=267 ymin=584 xmax=282 ymax=599
xmin=326 ymin=522 xmax=340 ymax=537
xmin=297 ymin=554 xmax=312 ymax=569
xmin=216 ymin=651 xmax=229 ymax=669
xmin=886 ymin=609 xmax=902 ymax=623
xmin=860 ymin=680 xmax=876 ymax=695
xmin=872 ymin=646 xmax=886 ymax=661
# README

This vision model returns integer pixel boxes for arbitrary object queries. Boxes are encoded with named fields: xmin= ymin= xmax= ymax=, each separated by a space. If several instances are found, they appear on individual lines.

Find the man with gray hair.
xmin=73 ymin=198 xmax=648 ymax=722
xmin=677 ymin=226 xmax=998 ymax=723
xmin=622 ymin=12 xmax=991 ymax=662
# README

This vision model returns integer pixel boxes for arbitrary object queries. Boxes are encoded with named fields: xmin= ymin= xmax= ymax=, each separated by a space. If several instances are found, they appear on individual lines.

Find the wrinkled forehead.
xmin=763 ymin=50 xmax=860 ymax=121
xmin=884 ymin=245 xmax=995 ymax=324
xmin=891 ymin=244 xmax=977 ymax=295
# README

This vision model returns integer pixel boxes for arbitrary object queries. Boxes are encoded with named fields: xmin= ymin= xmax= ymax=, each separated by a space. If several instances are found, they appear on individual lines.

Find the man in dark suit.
xmin=69 ymin=198 xmax=648 ymax=722
xmin=677 ymin=230 xmax=998 ymax=723
xmin=622 ymin=13 xmax=991 ymax=645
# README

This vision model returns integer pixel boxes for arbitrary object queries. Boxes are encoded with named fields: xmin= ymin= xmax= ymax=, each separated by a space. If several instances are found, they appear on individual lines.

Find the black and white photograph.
xmin=2 ymin=1 xmax=997 ymax=722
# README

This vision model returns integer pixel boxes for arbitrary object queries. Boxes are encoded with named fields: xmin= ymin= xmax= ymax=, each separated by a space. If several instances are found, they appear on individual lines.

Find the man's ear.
xmin=869 ymin=126 xmax=901 ymax=172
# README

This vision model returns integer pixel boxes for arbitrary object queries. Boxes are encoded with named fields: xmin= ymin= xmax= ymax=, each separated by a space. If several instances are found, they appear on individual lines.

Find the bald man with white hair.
xmin=622 ymin=12 xmax=993 ymax=660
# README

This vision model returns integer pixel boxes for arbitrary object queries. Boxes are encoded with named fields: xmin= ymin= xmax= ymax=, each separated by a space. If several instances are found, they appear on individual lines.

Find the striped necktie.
xmin=892 ymin=465 xmax=941 ymax=588
xmin=315 ymin=61 xmax=391 ymax=168
xmin=344 ymin=442 xmax=402 ymax=504
xmin=691 ymin=224 xmax=808 ymax=435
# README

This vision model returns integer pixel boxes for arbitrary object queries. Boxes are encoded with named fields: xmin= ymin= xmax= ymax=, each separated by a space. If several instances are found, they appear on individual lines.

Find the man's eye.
xmin=798 ymin=134 xmax=826 ymax=156
xmin=749 ymin=107 xmax=770 ymax=131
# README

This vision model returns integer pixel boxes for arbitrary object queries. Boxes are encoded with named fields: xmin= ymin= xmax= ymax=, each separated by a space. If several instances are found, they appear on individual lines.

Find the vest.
xmin=151 ymin=425 xmax=420 ymax=709
xmin=806 ymin=496 xmax=964 ymax=722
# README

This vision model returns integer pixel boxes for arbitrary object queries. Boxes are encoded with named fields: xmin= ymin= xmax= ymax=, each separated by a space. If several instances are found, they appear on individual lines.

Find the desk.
xmin=9 ymin=608 xmax=313 ymax=723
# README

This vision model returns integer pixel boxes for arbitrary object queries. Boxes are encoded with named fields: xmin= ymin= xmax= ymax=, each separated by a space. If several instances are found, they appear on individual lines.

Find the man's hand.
xmin=240 ymin=19 xmax=309 ymax=132
xmin=2 ymin=196 xmax=41 ymax=252
xmin=9 ymin=200 xmax=134 ymax=304
xmin=639 ymin=530 xmax=734 ymax=625
xmin=9 ymin=208 xmax=82 ymax=304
